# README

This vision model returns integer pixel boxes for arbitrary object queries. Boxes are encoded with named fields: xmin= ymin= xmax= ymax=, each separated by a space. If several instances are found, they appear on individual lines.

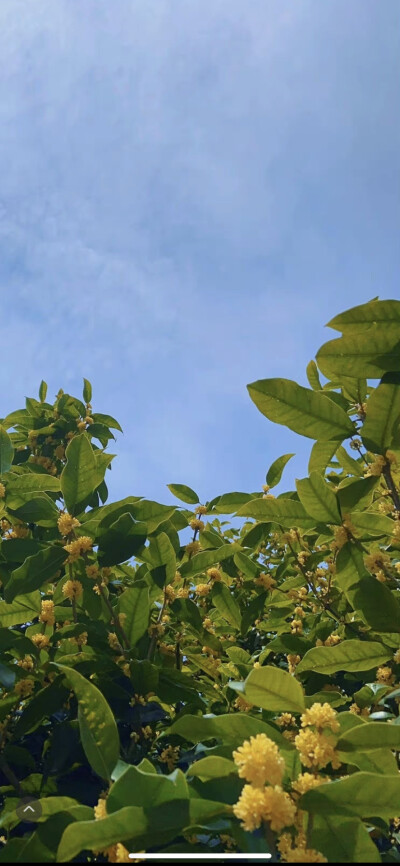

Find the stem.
xmin=71 ymin=597 xmax=78 ymax=624
xmin=383 ymin=464 xmax=400 ymax=513
xmin=263 ymin=822 xmax=278 ymax=862
xmin=98 ymin=583 xmax=130 ymax=652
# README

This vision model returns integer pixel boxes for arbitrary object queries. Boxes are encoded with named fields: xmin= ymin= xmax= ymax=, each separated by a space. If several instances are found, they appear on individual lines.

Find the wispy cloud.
xmin=0 ymin=0 xmax=399 ymax=503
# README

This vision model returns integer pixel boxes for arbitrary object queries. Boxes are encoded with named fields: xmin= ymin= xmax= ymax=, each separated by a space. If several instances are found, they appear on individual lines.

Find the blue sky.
xmin=1 ymin=0 xmax=399 ymax=507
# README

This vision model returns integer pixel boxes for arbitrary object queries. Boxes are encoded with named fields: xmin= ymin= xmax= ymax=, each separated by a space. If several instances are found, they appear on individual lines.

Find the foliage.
xmin=0 ymin=299 xmax=400 ymax=862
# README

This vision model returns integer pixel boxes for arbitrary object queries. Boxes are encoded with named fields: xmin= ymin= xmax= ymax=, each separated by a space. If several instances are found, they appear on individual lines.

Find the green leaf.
xmin=266 ymin=453 xmax=295 ymax=488
xmin=118 ymin=582 xmax=150 ymax=647
xmin=350 ymin=510 xmax=395 ymax=537
xmin=54 ymin=664 xmax=120 ymax=780
xmin=360 ymin=372 xmax=400 ymax=453
xmin=60 ymin=434 xmax=97 ymax=513
xmin=316 ymin=327 xmax=400 ymax=379
xmin=0 ymin=796 xmax=80 ymax=831
xmin=0 ymin=592 xmax=41 ymax=626
xmin=301 ymin=772 xmax=400 ymax=819
xmin=5 ymin=546 xmax=68 ymax=603
xmin=188 ymin=757 xmax=237 ymax=781
xmin=306 ymin=360 xmax=322 ymax=391
xmin=241 ymin=665 xmax=305 ymax=713
xmin=311 ymin=814 xmax=381 ymax=863
xmin=167 ymin=483 xmax=199 ymax=504
xmin=338 ymin=722 xmax=400 ymax=752
xmin=296 ymin=471 xmax=341 ymax=524
xmin=308 ymin=440 xmax=338 ymax=474
xmin=4 ymin=472 xmax=61 ymax=493
xmin=166 ymin=713 xmax=294 ymax=750
xmin=211 ymin=582 xmax=241 ymax=629
xmin=0 ymin=425 xmax=14 ymax=474
xmin=335 ymin=446 xmax=365 ymax=476
xmin=179 ymin=544 xmax=238 ymax=579
xmin=247 ymin=378 xmax=355 ymax=440
xmin=38 ymin=380 xmax=48 ymax=403
xmin=97 ymin=513 xmax=147 ymax=566
xmin=57 ymin=807 xmax=147 ymax=862
xmin=213 ymin=492 xmax=259 ymax=514
xmin=327 ymin=298 xmax=400 ymax=332
xmin=236 ymin=497 xmax=316 ymax=530
xmin=337 ymin=476 xmax=378 ymax=512
xmin=335 ymin=544 xmax=400 ymax=632
xmin=82 ymin=378 xmax=92 ymax=403
xmin=296 ymin=640 xmax=391 ymax=675
xmin=142 ymin=531 xmax=176 ymax=584
xmin=6 ymin=492 xmax=60 ymax=527
xmin=107 ymin=764 xmax=188 ymax=813
xmin=90 ymin=412 xmax=123 ymax=432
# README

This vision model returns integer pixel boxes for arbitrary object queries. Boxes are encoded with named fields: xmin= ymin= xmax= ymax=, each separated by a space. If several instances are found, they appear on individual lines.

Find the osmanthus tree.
xmin=0 ymin=299 xmax=400 ymax=864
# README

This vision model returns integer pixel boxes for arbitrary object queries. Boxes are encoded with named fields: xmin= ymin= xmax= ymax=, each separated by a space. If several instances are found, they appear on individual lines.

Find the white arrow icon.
xmin=23 ymin=805 xmax=35 ymax=813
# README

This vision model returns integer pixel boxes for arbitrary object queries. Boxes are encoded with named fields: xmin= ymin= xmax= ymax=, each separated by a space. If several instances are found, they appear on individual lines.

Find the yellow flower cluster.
xmin=291 ymin=773 xmax=324 ymax=795
xmin=159 ymin=745 xmax=180 ymax=771
xmin=207 ymin=567 xmax=222 ymax=581
xmin=365 ymin=550 xmax=390 ymax=574
xmin=255 ymin=573 xmax=276 ymax=590
xmin=291 ymin=619 xmax=303 ymax=635
xmin=57 ymin=512 xmax=81 ymax=536
xmin=62 ymin=579 xmax=83 ymax=601
xmin=17 ymin=655 xmax=34 ymax=671
xmin=233 ymin=784 xmax=296 ymax=833
xmin=365 ymin=454 xmax=386 ymax=476
xmin=195 ymin=582 xmax=211 ymax=596
xmin=233 ymin=734 xmax=285 ymax=788
xmin=294 ymin=703 xmax=340 ymax=770
xmin=279 ymin=833 xmax=327 ymax=863
xmin=195 ymin=505 xmax=208 ymax=515
xmin=394 ymin=649 xmax=400 ymax=664
xmin=185 ymin=540 xmax=201 ymax=557
xmin=64 ymin=535 xmax=93 ymax=562
xmin=39 ymin=599 xmax=55 ymax=626
xmin=277 ymin=713 xmax=297 ymax=728
xmin=0 ymin=483 xmax=5 ymax=498
xmin=86 ymin=564 xmax=100 ymax=579
xmin=233 ymin=695 xmax=253 ymax=712
xmin=30 ymin=633 xmax=50 ymax=649
xmin=376 ymin=666 xmax=394 ymax=684
xmin=287 ymin=654 xmax=301 ymax=674
xmin=189 ymin=518 xmax=205 ymax=532
xmin=232 ymin=734 xmax=296 ymax=834
xmin=14 ymin=679 xmax=34 ymax=698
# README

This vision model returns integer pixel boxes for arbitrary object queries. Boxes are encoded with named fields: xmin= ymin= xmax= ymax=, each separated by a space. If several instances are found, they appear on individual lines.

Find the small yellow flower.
xmin=277 ymin=713 xmax=296 ymax=728
xmin=295 ymin=729 xmax=340 ymax=770
xmin=394 ymin=649 xmax=400 ymax=664
xmin=17 ymin=655 xmax=34 ymax=671
xmin=159 ymin=745 xmax=180 ymax=771
xmin=195 ymin=582 xmax=211 ymax=596
xmin=234 ymin=784 xmax=296 ymax=833
xmin=291 ymin=619 xmax=303 ymax=635
xmin=233 ymin=695 xmax=253 ymax=712
xmin=0 ymin=483 xmax=5 ymax=498
xmin=195 ymin=505 xmax=208 ymax=515
xmin=233 ymin=784 xmax=269 ymax=832
xmin=207 ymin=567 xmax=222 ymax=581
xmin=300 ymin=703 xmax=340 ymax=733
xmin=189 ymin=518 xmax=205 ymax=532
xmin=185 ymin=540 xmax=201 ymax=557
xmin=287 ymin=654 xmax=301 ymax=674
xmin=255 ymin=573 xmax=276 ymax=590
xmin=283 ymin=846 xmax=327 ymax=863
xmin=62 ymin=579 xmax=83 ymax=601
xmin=94 ymin=797 xmax=107 ymax=820
xmin=64 ymin=535 xmax=93 ymax=562
xmin=39 ymin=599 xmax=55 ymax=626
xmin=365 ymin=550 xmax=390 ymax=574
xmin=30 ymin=633 xmax=50 ymax=649
xmin=376 ymin=665 xmax=394 ymax=684
xmin=85 ymin=564 xmax=100 ymax=579
xmin=233 ymin=733 xmax=285 ymax=788
xmin=14 ymin=679 xmax=34 ymax=698
xmin=57 ymin=512 xmax=81 ymax=536
xmin=291 ymin=773 xmax=324 ymax=795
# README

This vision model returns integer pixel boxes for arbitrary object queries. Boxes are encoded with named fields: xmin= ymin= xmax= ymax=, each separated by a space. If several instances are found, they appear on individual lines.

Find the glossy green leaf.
xmin=4 ymin=472 xmax=61 ymax=493
xmin=247 ymin=378 xmax=355 ymax=440
xmin=338 ymin=722 xmax=400 ymax=752
xmin=335 ymin=544 xmax=400 ymax=632
xmin=241 ymin=665 xmax=305 ymax=713
xmin=38 ymin=380 xmax=48 ymax=403
xmin=327 ymin=298 xmax=400 ymax=332
xmin=266 ymin=453 xmax=295 ymax=488
xmin=0 ymin=425 xmax=14 ymax=474
xmin=167 ymin=483 xmax=199 ymax=504
xmin=306 ymin=360 xmax=322 ymax=391
xmin=166 ymin=713 xmax=295 ymax=750
xmin=107 ymin=764 xmax=188 ymax=813
xmin=54 ymin=664 xmax=120 ymax=780
xmin=337 ymin=476 xmax=378 ymax=512
xmin=301 ymin=772 xmax=400 ymax=818
xmin=211 ymin=582 xmax=241 ymax=629
xmin=179 ymin=544 xmax=238 ymax=579
xmin=308 ymin=440 xmax=338 ymax=474
xmin=90 ymin=412 xmax=123 ymax=432
xmin=0 ymin=592 xmax=41 ymax=626
xmin=60 ymin=434 xmax=97 ymax=513
xmin=188 ymin=757 xmax=237 ymax=780
xmin=6 ymin=492 xmax=60 ymax=526
xmin=118 ymin=582 xmax=150 ymax=647
xmin=350 ymin=510 xmax=395 ymax=537
xmin=316 ymin=327 xmax=400 ymax=379
xmin=97 ymin=513 xmax=147 ymax=566
xmin=82 ymin=378 xmax=92 ymax=403
xmin=360 ymin=372 xmax=400 ymax=453
xmin=296 ymin=640 xmax=391 ymax=675
xmin=311 ymin=814 xmax=381 ymax=863
xmin=296 ymin=471 xmax=341 ymax=524
xmin=237 ymin=497 xmax=316 ymax=529
xmin=213 ymin=492 xmax=259 ymax=514
xmin=5 ymin=546 xmax=68 ymax=603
